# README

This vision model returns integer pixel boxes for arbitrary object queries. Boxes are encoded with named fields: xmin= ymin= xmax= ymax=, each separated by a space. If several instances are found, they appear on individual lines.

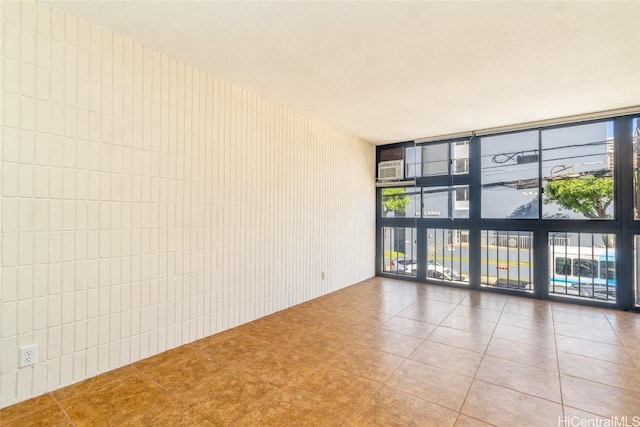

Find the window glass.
xmin=542 ymin=121 xmax=614 ymax=219
xmin=573 ymin=259 xmax=597 ymax=278
xmin=405 ymin=147 xmax=421 ymax=179
xmin=633 ymin=118 xmax=640 ymax=219
xmin=454 ymin=186 xmax=469 ymax=218
xmin=382 ymin=227 xmax=417 ymax=277
xmin=556 ymin=258 xmax=571 ymax=275
xmin=481 ymin=131 xmax=539 ymax=218
xmin=426 ymin=228 xmax=469 ymax=284
xmin=480 ymin=230 xmax=534 ymax=292
xmin=599 ymin=261 xmax=615 ymax=280
xmin=635 ymin=235 xmax=640 ymax=307
xmin=423 ymin=187 xmax=447 ymax=218
xmin=406 ymin=140 xmax=470 ymax=178
xmin=549 ymin=232 xmax=615 ymax=302
xmin=452 ymin=141 xmax=470 ymax=175
xmin=422 ymin=185 xmax=469 ymax=218
xmin=422 ymin=143 xmax=449 ymax=176
xmin=381 ymin=187 xmax=420 ymax=218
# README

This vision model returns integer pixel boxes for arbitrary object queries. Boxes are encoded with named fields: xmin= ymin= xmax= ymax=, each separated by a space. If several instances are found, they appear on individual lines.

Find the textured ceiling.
xmin=48 ymin=1 xmax=640 ymax=145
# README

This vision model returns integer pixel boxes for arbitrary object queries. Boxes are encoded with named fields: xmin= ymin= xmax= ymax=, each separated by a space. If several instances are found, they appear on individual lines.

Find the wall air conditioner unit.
xmin=377 ymin=160 xmax=404 ymax=181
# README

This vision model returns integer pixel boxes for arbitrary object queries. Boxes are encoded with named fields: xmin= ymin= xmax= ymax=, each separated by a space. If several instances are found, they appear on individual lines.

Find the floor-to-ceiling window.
xmin=376 ymin=113 xmax=640 ymax=310
xmin=632 ymin=117 xmax=640 ymax=308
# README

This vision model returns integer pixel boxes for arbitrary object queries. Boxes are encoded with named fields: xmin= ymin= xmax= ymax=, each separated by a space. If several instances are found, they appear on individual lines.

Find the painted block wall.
xmin=0 ymin=1 xmax=375 ymax=407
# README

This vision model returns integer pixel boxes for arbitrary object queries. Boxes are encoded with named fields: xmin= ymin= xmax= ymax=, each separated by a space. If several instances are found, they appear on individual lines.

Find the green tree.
xmin=544 ymin=176 xmax=613 ymax=219
xmin=381 ymin=187 xmax=409 ymax=217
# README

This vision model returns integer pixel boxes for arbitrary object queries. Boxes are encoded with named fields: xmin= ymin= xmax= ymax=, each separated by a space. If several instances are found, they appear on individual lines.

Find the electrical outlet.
xmin=19 ymin=344 xmax=38 ymax=368
xmin=320 ymin=272 xmax=325 ymax=280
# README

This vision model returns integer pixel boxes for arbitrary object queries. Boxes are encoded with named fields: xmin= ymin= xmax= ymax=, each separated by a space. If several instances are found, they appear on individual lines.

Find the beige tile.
xmin=461 ymin=380 xmax=563 ymax=427
xmin=552 ymin=309 xmax=611 ymax=329
xmin=492 ymin=323 xmax=556 ymax=350
xmin=454 ymin=414 xmax=495 ymax=427
xmin=372 ymin=296 xmax=418 ymax=316
xmin=202 ymin=333 xmax=275 ymax=364
xmin=497 ymin=312 xmax=554 ymax=332
xmin=552 ymin=302 xmax=608 ymax=316
xmin=427 ymin=326 xmax=491 ymax=353
xmin=276 ymin=328 xmax=348 ymax=359
xmin=409 ymin=340 xmax=483 ymax=377
xmin=120 ymin=400 xmax=214 ymax=426
xmin=502 ymin=300 xmax=552 ymax=319
xmin=558 ymin=352 xmax=640 ymax=393
xmin=178 ymin=367 xmax=278 ymax=425
xmin=52 ymin=365 xmax=138 ymax=401
xmin=323 ymin=319 xmax=379 ymax=342
xmin=619 ymin=333 xmax=640 ymax=350
xmin=621 ymin=337 xmax=640 ymax=365
xmin=0 ymin=394 xmax=60 ymax=425
xmin=233 ymin=346 xmax=320 ymax=388
xmin=485 ymin=337 xmax=558 ymax=371
xmin=1 ymin=397 xmax=71 ymax=427
xmin=554 ymin=321 xmax=621 ymax=346
xmin=350 ymin=310 xmax=394 ymax=327
xmin=458 ymin=294 xmax=507 ymax=312
xmin=135 ymin=346 xmax=233 ymax=394
xmin=233 ymin=390 xmax=342 ymax=427
xmin=385 ymin=286 xmax=431 ymax=300
xmin=450 ymin=305 xmax=503 ymax=322
xmin=355 ymin=328 xmax=424 ymax=357
xmin=555 ymin=335 xmax=635 ymax=366
xmin=387 ymin=359 xmax=473 ymax=411
xmin=475 ymin=355 xmax=561 ymax=402
xmin=348 ymin=385 xmax=458 ymax=427
xmin=59 ymin=373 xmax=171 ymax=427
xmin=330 ymin=343 xmax=405 ymax=383
xmin=606 ymin=315 xmax=640 ymax=334
xmin=285 ymin=365 xmax=380 ymax=420
xmin=439 ymin=314 xmax=497 ymax=336
xmin=381 ymin=316 xmax=437 ymax=339
xmin=398 ymin=301 xmax=456 ymax=324
xmin=561 ymin=374 xmax=640 ymax=418
xmin=425 ymin=289 xmax=468 ymax=305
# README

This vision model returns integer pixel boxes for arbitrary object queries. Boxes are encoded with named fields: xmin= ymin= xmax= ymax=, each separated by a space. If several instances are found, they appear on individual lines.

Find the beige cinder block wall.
xmin=0 ymin=1 xmax=375 ymax=407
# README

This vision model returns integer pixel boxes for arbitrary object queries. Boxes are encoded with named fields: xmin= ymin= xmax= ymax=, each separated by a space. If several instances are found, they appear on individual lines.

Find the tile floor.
xmin=2 ymin=277 xmax=640 ymax=426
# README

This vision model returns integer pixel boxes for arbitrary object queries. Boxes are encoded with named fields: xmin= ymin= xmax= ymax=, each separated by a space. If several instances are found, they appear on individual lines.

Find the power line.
xmin=481 ymin=152 xmax=608 ymax=172
xmin=481 ymin=138 xmax=611 ymax=161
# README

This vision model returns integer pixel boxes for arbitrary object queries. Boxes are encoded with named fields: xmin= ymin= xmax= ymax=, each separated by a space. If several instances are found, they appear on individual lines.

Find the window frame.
xmin=376 ymin=113 xmax=640 ymax=311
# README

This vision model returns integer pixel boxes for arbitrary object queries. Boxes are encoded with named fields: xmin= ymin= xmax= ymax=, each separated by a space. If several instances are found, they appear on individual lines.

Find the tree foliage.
xmin=544 ymin=176 xmax=613 ymax=219
xmin=382 ymin=187 xmax=409 ymax=216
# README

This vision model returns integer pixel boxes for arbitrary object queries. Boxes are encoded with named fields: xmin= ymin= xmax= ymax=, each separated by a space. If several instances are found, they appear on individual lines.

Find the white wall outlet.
xmin=19 ymin=344 xmax=38 ymax=368
xmin=321 ymin=272 xmax=325 ymax=280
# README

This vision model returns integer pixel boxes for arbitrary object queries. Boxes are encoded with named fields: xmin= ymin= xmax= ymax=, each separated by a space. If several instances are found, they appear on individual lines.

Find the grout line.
xmin=53 ymin=393 xmax=77 ymax=427
xmin=339 ymin=380 xmax=384 ymax=427
xmin=603 ymin=313 xmax=640 ymax=370
xmin=455 ymin=294 xmax=508 ymax=424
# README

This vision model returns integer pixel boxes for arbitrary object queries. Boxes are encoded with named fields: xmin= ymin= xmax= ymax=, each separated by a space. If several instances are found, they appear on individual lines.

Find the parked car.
xmin=390 ymin=257 xmax=417 ymax=274
xmin=426 ymin=263 xmax=466 ymax=281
